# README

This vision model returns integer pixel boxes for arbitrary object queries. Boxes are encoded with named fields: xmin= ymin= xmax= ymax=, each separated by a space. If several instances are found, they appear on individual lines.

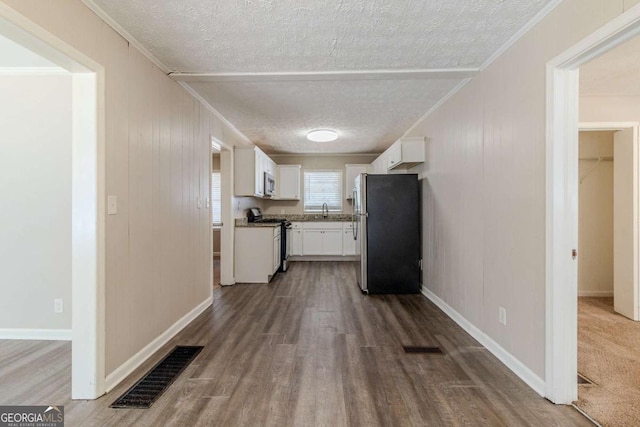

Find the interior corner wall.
xmin=1 ymin=0 xmax=250 ymax=375
xmin=578 ymin=131 xmax=615 ymax=296
xmin=0 ymin=74 xmax=72 ymax=331
xmin=406 ymin=0 xmax=635 ymax=381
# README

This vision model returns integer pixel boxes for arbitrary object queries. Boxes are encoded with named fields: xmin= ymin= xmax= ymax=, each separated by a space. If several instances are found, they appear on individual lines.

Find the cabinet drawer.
xmin=303 ymin=222 xmax=343 ymax=230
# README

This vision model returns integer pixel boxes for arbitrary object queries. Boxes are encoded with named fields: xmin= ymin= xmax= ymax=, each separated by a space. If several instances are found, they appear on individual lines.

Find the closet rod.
xmin=579 ymin=156 xmax=613 ymax=161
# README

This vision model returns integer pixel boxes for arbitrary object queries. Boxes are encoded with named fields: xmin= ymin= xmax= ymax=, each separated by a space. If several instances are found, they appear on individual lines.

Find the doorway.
xmin=211 ymin=136 xmax=235 ymax=291
xmin=546 ymin=2 xmax=640 ymax=416
xmin=0 ymin=9 xmax=105 ymax=399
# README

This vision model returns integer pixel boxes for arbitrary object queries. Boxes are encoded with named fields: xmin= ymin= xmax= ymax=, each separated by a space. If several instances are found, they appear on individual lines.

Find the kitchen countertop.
xmin=235 ymin=214 xmax=352 ymax=226
xmin=235 ymin=222 xmax=281 ymax=228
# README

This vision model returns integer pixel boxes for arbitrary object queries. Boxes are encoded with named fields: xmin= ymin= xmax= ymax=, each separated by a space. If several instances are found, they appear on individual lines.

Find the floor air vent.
xmin=577 ymin=373 xmax=594 ymax=385
xmin=111 ymin=346 xmax=203 ymax=409
xmin=402 ymin=346 xmax=444 ymax=354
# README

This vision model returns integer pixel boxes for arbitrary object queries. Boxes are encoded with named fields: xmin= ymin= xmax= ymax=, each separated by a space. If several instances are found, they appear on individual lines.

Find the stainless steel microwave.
xmin=264 ymin=172 xmax=275 ymax=197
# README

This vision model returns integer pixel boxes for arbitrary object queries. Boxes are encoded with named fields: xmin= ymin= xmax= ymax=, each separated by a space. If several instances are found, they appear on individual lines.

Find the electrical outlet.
xmin=54 ymin=299 xmax=64 ymax=314
xmin=498 ymin=306 xmax=507 ymax=325
xmin=280 ymin=209 xmax=285 ymax=214
xmin=107 ymin=195 xmax=118 ymax=215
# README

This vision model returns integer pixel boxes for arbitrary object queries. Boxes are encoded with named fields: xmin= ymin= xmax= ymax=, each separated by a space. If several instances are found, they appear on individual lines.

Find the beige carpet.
xmin=577 ymin=297 xmax=640 ymax=427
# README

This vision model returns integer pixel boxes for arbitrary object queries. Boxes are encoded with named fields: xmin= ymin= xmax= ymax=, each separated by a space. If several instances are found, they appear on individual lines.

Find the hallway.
xmin=0 ymin=262 xmax=590 ymax=426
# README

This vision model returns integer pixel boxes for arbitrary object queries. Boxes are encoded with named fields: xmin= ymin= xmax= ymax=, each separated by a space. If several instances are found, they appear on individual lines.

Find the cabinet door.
xmin=273 ymin=234 xmax=281 ymax=273
xmin=345 ymin=165 xmax=368 ymax=199
xmin=302 ymin=230 xmax=324 ymax=255
xmin=292 ymin=228 xmax=303 ymax=255
xmin=387 ymin=144 xmax=402 ymax=169
xmin=278 ymin=165 xmax=301 ymax=200
xmin=254 ymin=151 xmax=265 ymax=196
xmin=343 ymin=228 xmax=355 ymax=255
xmin=322 ymin=230 xmax=343 ymax=255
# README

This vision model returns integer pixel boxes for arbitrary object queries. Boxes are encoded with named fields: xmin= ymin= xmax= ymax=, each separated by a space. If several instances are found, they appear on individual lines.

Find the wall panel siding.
xmin=1 ymin=0 xmax=244 ymax=374
xmin=409 ymin=0 xmax=629 ymax=379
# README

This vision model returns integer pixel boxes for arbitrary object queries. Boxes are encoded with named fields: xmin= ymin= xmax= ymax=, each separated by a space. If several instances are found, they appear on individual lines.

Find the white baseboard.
xmin=105 ymin=296 xmax=212 ymax=393
xmin=0 ymin=328 xmax=72 ymax=341
xmin=577 ymin=291 xmax=613 ymax=297
xmin=421 ymin=287 xmax=546 ymax=396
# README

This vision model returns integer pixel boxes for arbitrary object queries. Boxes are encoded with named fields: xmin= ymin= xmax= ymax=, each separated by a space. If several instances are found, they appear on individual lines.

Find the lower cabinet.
xmin=343 ymin=223 xmax=356 ymax=255
xmin=235 ymin=225 xmax=281 ymax=283
xmin=291 ymin=222 xmax=303 ymax=255
xmin=301 ymin=223 xmax=344 ymax=255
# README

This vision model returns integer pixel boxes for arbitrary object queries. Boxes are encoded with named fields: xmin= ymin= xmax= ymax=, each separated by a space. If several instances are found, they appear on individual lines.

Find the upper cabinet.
xmin=234 ymin=146 xmax=276 ymax=198
xmin=345 ymin=164 xmax=370 ymax=199
xmin=276 ymin=164 xmax=301 ymax=200
xmin=386 ymin=137 xmax=425 ymax=170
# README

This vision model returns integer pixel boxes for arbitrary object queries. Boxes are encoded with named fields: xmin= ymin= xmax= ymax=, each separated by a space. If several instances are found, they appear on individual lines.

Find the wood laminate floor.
xmin=0 ymin=262 xmax=590 ymax=426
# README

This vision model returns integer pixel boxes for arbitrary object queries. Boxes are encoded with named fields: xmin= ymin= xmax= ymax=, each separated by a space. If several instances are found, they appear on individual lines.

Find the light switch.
xmin=197 ymin=197 xmax=202 ymax=209
xmin=205 ymin=197 xmax=210 ymax=208
xmin=107 ymin=195 xmax=118 ymax=215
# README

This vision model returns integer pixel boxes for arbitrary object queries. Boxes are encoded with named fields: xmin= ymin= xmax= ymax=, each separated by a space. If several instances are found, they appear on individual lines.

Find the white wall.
xmin=264 ymin=154 xmax=376 ymax=215
xmin=578 ymin=131 xmax=614 ymax=296
xmin=1 ymin=0 xmax=253 ymax=375
xmin=0 ymin=74 xmax=72 ymax=331
xmin=581 ymin=95 xmax=640 ymax=122
xmin=407 ymin=0 xmax=640 ymax=380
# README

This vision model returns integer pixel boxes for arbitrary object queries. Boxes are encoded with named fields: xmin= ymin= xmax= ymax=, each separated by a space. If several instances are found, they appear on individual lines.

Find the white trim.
xmin=421 ymin=288 xmax=545 ymax=396
xmin=545 ymin=2 xmax=640 ymax=405
xmin=105 ymin=297 xmax=212 ymax=393
xmin=0 ymin=5 xmax=106 ymax=400
xmin=271 ymin=153 xmax=380 ymax=158
xmin=169 ymin=69 xmax=479 ymax=82
xmin=0 ymin=66 xmax=68 ymax=75
xmin=0 ymin=329 xmax=72 ymax=341
xmin=400 ymin=79 xmax=472 ymax=139
xmin=80 ymin=0 xmax=169 ymax=74
xmin=479 ymin=0 xmax=564 ymax=71
xmin=180 ymin=82 xmax=253 ymax=146
xmin=580 ymin=121 xmax=640 ymax=131
xmin=577 ymin=291 xmax=613 ymax=297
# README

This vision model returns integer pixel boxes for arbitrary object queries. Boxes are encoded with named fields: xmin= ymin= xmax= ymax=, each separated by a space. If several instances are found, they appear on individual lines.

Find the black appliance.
xmin=247 ymin=207 xmax=291 ymax=272
xmin=353 ymin=174 xmax=421 ymax=294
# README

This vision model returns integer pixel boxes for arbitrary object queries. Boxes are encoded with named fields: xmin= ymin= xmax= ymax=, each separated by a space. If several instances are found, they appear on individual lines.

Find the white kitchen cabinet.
xmin=276 ymin=165 xmax=301 ymax=200
xmin=291 ymin=222 xmax=303 ymax=255
xmin=273 ymin=232 xmax=281 ymax=273
xmin=302 ymin=222 xmax=343 ymax=255
xmin=234 ymin=146 xmax=276 ymax=198
xmin=342 ymin=222 xmax=356 ymax=255
xmin=371 ymin=153 xmax=388 ymax=175
xmin=235 ymin=225 xmax=281 ymax=283
xmin=345 ymin=164 xmax=369 ymax=199
xmin=386 ymin=137 xmax=425 ymax=170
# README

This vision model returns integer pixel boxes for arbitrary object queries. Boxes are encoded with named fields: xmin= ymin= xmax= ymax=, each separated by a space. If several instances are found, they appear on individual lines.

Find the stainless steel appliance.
xmin=247 ymin=207 xmax=291 ymax=272
xmin=353 ymin=174 xmax=421 ymax=294
xmin=264 ymin=172 xmax=276 ymax=197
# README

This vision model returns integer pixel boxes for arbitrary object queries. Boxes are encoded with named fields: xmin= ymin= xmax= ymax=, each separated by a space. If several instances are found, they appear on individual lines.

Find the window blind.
xmin=211 ymin=172 xmax=222 ymax=224
xmin=304 ymin=170 xmax=342 ymax=212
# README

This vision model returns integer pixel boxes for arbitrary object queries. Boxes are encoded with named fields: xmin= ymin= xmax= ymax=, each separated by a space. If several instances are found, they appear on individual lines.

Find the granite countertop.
xmin=235 ymin=222 xmax=281 ymax=228
xmin=235 ymin=214 xmax=351 ymax=227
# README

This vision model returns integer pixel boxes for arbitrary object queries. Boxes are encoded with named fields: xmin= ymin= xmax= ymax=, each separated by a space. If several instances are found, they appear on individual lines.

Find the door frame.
xmin=211 ymin=136 xmax=235 ymax=287
xmin=0 ymin=5 xmax=106 ymax=399
xmin=546 ymin=4 xmax=640 ymax=404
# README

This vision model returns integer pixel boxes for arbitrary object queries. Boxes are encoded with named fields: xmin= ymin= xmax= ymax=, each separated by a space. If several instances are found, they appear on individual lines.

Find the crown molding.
xmin=169 ymin=69 xmax=479 ymax=82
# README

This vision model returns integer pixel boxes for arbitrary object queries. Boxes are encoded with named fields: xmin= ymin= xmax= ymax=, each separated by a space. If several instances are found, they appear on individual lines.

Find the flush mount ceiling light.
xmin=307 ymin=129 xmax=338 ymax=142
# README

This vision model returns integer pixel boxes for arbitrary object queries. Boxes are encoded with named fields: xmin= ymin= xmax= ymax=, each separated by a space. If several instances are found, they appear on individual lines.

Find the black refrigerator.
xmin=353 ymin=174 xmax=421 ymax=294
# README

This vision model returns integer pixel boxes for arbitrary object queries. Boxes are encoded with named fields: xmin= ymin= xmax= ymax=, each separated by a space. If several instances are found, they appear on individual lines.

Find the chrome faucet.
xmin=322 ymin=202 xmax=329 ymax=219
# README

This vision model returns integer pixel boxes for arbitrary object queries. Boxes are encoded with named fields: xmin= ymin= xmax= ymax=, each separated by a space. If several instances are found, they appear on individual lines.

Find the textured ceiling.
xmin=580 ymin=34 xmax=640 ymax=96
xmin=189 ymin=79 xmax=461 ymax=153
xmin=88 ymin=0 xmax=556 ymax=153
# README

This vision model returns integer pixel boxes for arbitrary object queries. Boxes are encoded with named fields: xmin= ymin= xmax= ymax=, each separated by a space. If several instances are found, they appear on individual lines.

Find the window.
xmin=304 ymin=170 xmax=342 ymax=212
xmin=211 ymin=172 xmax=221 ymax=225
